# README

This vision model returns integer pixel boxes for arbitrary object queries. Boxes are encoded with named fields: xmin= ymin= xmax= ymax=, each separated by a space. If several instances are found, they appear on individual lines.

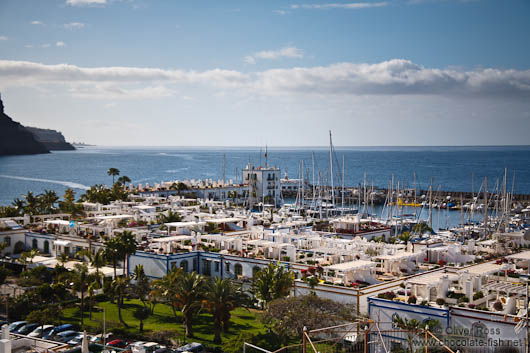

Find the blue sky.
xmin=0 ymin=0 xmax=529 ymax=146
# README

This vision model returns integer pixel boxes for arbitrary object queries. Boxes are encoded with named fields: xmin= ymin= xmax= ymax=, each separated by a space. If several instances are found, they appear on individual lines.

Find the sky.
xmin=0 ymin=0 xmax=529 ymax=147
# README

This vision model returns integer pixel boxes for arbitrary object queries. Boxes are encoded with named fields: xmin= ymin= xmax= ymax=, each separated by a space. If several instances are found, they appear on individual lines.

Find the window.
xmin=215 ymin=261 xmax=219 ymax=272
xmin=43 ymin=240 xmax=49 ymax=254
xmin=193 ymin=258 xmax=197 ymax=271
xmin=235 ymin=263 xmax=243 ymax=276
xmin=32 ymin=239 xmax=38 ymax=249
xmin=203 ymin=259 xmax=211 ymax=276
xmin=225 ymin=263 xmax=230 ymax=272
xmin=4 ymin=236 xmax=11 ymax=247
xmin=14 ymin=241 xmax=25 ymax=254
xmin=180 ymin=260 xmax=189 ymax=272
xmin=171 ymin=262 xmax=177 ymax=270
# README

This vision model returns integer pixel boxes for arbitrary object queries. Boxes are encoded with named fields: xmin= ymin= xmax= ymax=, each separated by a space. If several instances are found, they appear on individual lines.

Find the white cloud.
xmin=40 ymin=44 xmax=51 ymax=48
xmin=291 ymin=2 xmax=388 ymax=9
xmin=273 ymin=10 xmax=288 ymax=15
xmin=66 ymin=0 xmax=106 ymax=6
xmin=56 ymin=41 xmax=66 ymax=47
xmin=253 ymin=60 xmax=530 ymax=99
xmin=68 ymin=84 xmax=175 ymax=99
xmin=244 ymin=56 xmax=256 ymax=65
xmin=64 ymin=22 xmax=85 ymax=30
xmin=0 ymin=36 xmax=8 ymax=41
xmin=245 ymin=46 xmax=304 ymax=64
xmin=31 ymin=20 xmax=44 ymax=25
xmin=0 ymin=59 xmax=528 ymax=100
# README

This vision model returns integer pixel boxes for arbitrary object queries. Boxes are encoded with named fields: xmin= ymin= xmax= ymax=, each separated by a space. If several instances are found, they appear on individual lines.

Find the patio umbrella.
xmin=81 ymin=330 xmax=89 ymax=353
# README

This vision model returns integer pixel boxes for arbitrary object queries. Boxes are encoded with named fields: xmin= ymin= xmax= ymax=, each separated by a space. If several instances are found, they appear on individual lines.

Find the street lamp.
xmin=94 ymin=306 xmax=107 ymax=351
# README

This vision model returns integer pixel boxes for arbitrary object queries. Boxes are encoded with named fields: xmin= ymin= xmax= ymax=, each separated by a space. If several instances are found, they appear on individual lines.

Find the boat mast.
xmin=428 ymin=176 xmax=433 ymax=229
xmin=312 ymin=152 xmax=316 ymax=211
xmin=329 ymin=131 xmax=335 ymax=208
xmin=301 ymin=159 xmax=305 ymax=211
xmin=341 ymin=154 xmax=345 ymax=216
xmin=483 ymin=176 xmax=488 ymax=236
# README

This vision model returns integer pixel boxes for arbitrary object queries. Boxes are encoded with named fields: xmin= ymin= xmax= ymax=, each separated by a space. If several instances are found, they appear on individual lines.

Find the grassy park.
xmin=61 ymin=299 xmax=267 ymax=348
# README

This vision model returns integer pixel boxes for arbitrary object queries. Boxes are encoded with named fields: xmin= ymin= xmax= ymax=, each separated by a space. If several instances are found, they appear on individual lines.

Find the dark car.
xmin=45 ymin=324 xmax=75 ymax=339
xmin=8 ymin=321 xmax=27 ymax=333
xmin=107 ymin=339 xmax=129 ymax=349
xmin=53 ymin=330 xmax=80 ymax=343
xmin=17 ymin=323 xmax=40 ymax=335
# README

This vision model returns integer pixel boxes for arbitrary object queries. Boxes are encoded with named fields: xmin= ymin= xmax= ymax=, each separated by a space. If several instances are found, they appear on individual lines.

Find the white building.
xmin=242 ymin=163 xmax=281 ymax=207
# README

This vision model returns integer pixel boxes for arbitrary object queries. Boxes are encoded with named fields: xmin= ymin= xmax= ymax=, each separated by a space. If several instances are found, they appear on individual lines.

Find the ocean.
xmin=1 ymin=145 xmax=529 ymax=215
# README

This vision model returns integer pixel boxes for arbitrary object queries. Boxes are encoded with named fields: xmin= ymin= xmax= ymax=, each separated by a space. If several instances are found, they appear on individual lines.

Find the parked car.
xmin=8 ymin=321 xmax=27 ymax=333
xmin=45 ymin=324 xmax=75 ymax=339
xmin=89 ymin=332 xmax=112 ymax=344
xmin=107 ymin=339 xmax=129 ymax=349
xmin=175 ymin=343 xmax=205 ymax=353
xmin=68 ymin=333 xmax=91 ymax=346
xmin=28 ymin=325 xmax=55 ymax=338
xmin=53 ymin=330 xmax=80 ymax=343
xmin=130 ymin=341 xmax=163 ymax=353
xmin=17 ymin=323 xmax=40 ymax=335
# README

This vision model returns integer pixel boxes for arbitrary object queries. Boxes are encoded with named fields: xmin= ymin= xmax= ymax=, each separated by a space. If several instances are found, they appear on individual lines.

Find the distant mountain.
xmin=0 ymin=96 xmax=50 ymax=156
xmin=25 ymin=126 xmax=75 ymax=151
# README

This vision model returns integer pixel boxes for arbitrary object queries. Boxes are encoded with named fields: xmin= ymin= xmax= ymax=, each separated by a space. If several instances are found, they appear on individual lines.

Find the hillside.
xmin=25 ymin=126 xmax=75 ymax=151
xmin=0 ymin=97 xmax=50 ymax=156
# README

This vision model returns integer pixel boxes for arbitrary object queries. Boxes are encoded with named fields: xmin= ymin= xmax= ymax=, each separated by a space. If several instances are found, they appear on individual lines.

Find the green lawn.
xmin=61 ymin=299 xmax=266 ymax=349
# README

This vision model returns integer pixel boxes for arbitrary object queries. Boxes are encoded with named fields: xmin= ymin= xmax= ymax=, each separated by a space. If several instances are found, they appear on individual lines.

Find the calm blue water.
xmin=1 ymin=146 xmax=529 ymax=209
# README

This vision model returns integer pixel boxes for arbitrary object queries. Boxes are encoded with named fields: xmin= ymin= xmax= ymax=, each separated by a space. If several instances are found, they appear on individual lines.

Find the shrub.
xmin=407 ymin=296 xmax=417 ymax=304
xmin=436 ymin=298 xmax=446 ymax=306
xmin=458 ymin=296 xmax=469 ymax=303
xmin=473 ymin=291 xmax=484 ymax=301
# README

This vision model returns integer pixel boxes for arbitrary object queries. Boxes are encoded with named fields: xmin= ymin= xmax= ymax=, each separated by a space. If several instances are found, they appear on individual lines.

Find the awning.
xmin=54 ymin=240 xmax=72 ymax=246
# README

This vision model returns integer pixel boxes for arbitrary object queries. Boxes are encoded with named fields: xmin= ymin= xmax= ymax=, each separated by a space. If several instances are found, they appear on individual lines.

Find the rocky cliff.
xmin=0 ymin=97 xmax=50 ymax=156
xmin=25 ymin=126 xmax=76 ymax=151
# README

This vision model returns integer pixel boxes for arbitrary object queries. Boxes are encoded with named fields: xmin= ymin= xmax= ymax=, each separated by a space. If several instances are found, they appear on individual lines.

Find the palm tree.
xmin=42 ymin=190 xmax=59 ymax=213
xmin=78 ymin=248 xmax=106 ymax=277
xmin=107 ymin=168 xmax=120 ymax=185
xmin=104 ymin=237 xmax=122 ymax=278
xmin=57 ymin=252 xmax=69 ymax=266
xmin=133 ymin=307 xmax=150 ymax=332
xmin=174 ymin=271 xmax=205 ymax=338
xmin=24 ymin=191 xmax=38 ymax=215
xmin=117 ymin=176 xmax=131 ymax=186
xmin=11 ymin=198 xmax=26 ymax=216
xmin=60 ymin=188 xmax=76 ymax=213
xmin=71 ymin=263 xmax=89 ymax=327
xmin=91 ymin=248 xmax=106 ymax=277
xmin=203 ymin=278 xmax=249 ymax=343
xmin=117 ymin=231 xmax=138 ymax=277
xmin=152 ymin=268 xmax=181 ymax=317
xmin=251 ymin=262 xmax=294 ymax=308
xmin=112 ymin=276 xmax=130 ymax=327
xmin=157 ymin=209 xmax=182 ymax=224
xmin=20 ymin=249 xmax=39 ymax=264
xmin=87 ymin=272 xmax=103 ymax=320
xmin=133 ymin=265 xmax=150 ymax=307
xmin=393 ymin=314 xmax=439 ymax=353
